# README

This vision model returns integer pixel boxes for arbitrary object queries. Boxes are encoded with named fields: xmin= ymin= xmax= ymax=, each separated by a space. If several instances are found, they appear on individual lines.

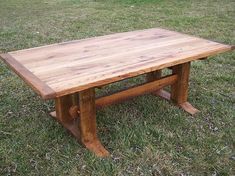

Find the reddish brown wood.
xmin=50 ymin=76 xmax=173 ymax=115
xmin=96 ymin=74 xmax=177 ymax=108
xmin=52 ymin=90 xmax=109 ymax=157
xmin=55 ymin=94 xmax=76 ymax=123
xmin=69 ymin=105 xmax=80 ymax=119
xmin=146 ymin=70 xmax=162 ymax=81
xmin=146 ymin=65 xmax=198 ymax=115
xmin=146 ymin=70 xmax=162 ymax=94
xmin=52 ymin=94 xmax=81 ymax=142
xmin=171 ymin=62 xmax=190 ymax=104
xmin=170 ymin=62 xmax=199 ymax=115
xmin=79 ymin=88 xmax=109 ymax=157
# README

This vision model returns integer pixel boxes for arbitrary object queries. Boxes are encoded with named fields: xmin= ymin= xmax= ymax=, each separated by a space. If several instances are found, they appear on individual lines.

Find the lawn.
xmin=0 ymin=0 xmax=234 ymax=175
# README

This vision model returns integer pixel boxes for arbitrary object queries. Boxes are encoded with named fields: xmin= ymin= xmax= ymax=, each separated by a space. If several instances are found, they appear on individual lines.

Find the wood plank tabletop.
xmin=0 ymin=28 xmax=233 ymax=99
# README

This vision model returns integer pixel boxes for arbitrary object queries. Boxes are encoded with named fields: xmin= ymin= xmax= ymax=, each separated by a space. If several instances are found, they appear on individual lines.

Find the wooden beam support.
xmin=51 ymin=93 xmax=81 ymax=143
xmin=49 ymin=65 xmax=199 ymax=157
xmin=171 ymin=62 xmax=199 ymax=115
xmin=51 ymin=90 xmax=109 ymax=157
xmin=146 ymin=65 xmax=199 ymax=115
xmin=171 ymin=63 xmax=190 ymax=104
xmin=96 ymin=74 xmax=177 ymax=108
xmin=79 ymin=88 xmax=109 ymax=157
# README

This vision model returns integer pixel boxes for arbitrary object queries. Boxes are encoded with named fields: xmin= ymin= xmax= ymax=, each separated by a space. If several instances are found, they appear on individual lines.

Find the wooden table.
xmin=1 ymin=28 xmax=233 ymax=157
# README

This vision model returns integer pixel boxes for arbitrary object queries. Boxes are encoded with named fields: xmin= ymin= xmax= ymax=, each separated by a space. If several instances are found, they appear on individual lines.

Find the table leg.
xmin=50 ymin=89 xmax=109 ymax=157
xmin=146 ymin=64 xmax=199 ymax=115
xmin=50 ymin=94 xmax=81 ymax=144
xmin=78 ymin=88 xmax=109 ymax=157
xmin=171 ymin=62 xmax=199 ymax=115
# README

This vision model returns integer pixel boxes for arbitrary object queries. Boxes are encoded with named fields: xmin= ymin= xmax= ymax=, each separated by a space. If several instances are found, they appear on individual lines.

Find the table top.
xmin=0 ymin=28 xmax=233 ymax=99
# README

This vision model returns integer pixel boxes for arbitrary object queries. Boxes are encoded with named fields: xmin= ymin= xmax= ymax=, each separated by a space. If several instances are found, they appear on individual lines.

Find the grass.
xmin=0 ymin=0 xmax=234 ymax=175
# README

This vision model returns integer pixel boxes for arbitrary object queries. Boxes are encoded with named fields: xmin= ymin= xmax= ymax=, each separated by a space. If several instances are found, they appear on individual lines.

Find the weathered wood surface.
xmin=0 ymin=28 xmax=233 ymax=99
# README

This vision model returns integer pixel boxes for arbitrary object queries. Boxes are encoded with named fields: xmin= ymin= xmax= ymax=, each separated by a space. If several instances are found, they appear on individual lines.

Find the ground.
xmin=0 ymin=0 xmax=234 ymax=175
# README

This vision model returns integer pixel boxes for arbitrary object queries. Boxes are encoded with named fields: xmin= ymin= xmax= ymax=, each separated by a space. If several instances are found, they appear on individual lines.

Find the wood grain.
xmin=1 ymin=28 xmax=233 ymax=99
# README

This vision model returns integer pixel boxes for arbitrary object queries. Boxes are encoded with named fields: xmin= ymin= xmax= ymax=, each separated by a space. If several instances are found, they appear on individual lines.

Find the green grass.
xmin=0 ymin=0 xmax=234 ymax=175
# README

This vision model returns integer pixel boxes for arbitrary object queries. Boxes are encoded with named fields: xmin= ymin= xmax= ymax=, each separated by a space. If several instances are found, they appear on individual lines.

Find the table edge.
xmin=0 ymin=53 xmax=56 ymax=99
